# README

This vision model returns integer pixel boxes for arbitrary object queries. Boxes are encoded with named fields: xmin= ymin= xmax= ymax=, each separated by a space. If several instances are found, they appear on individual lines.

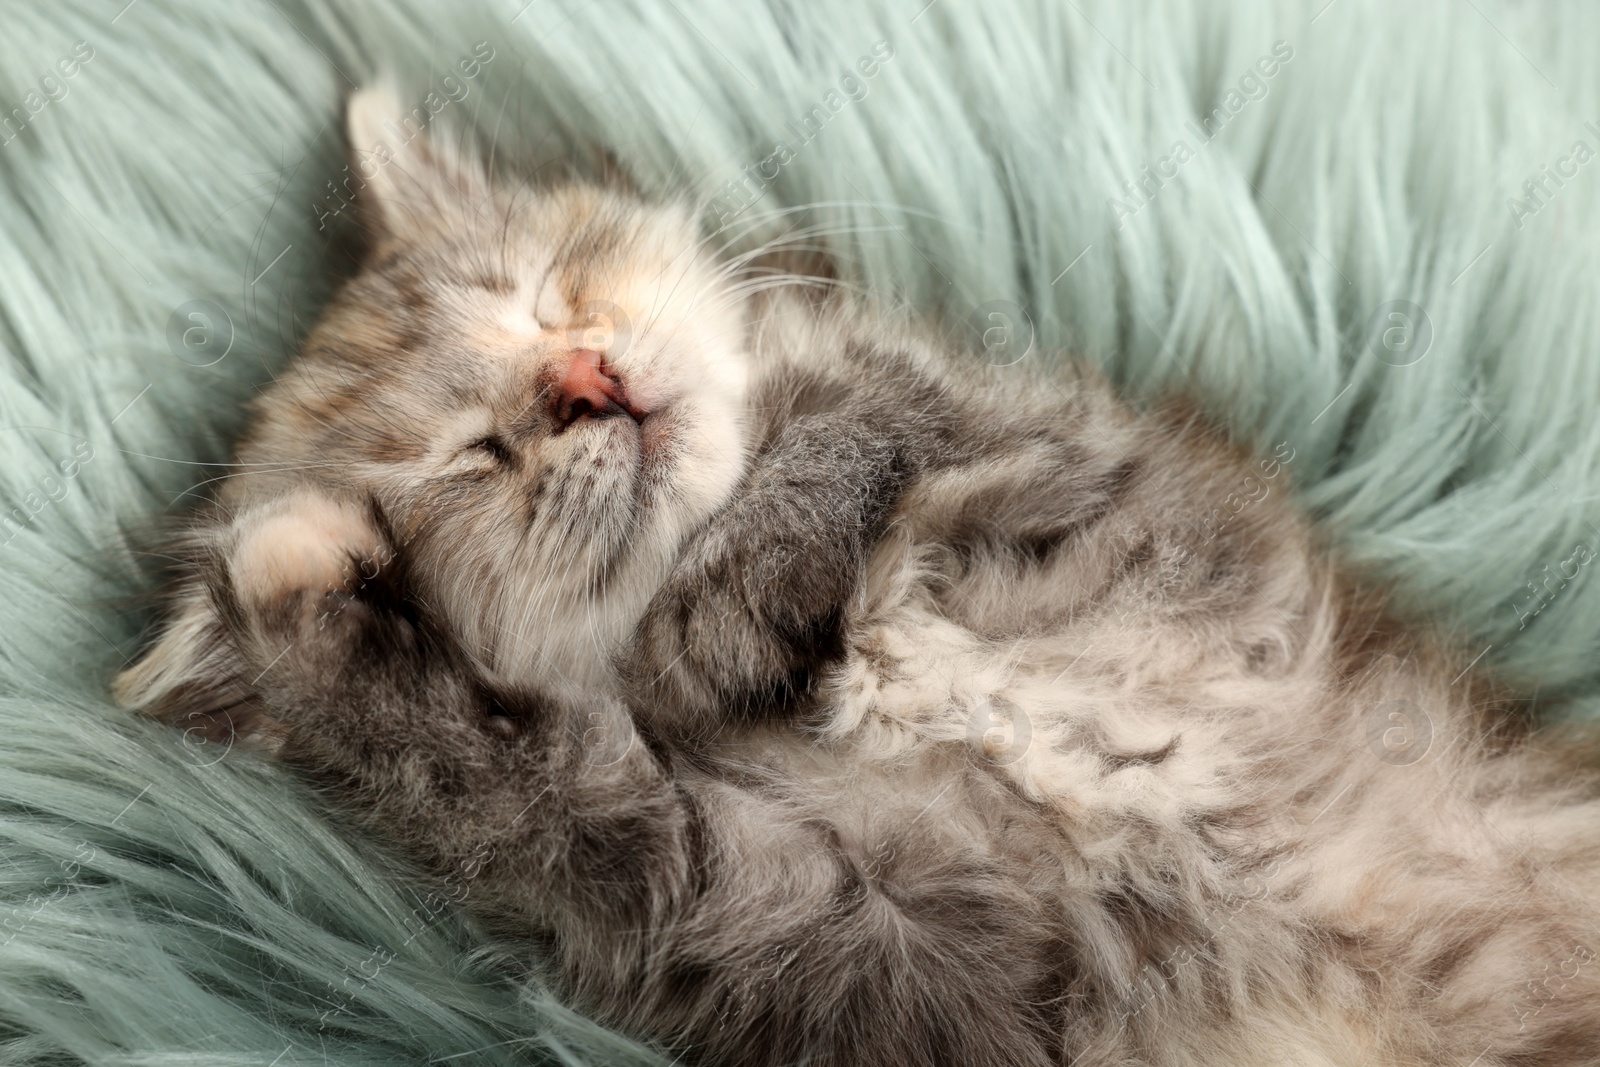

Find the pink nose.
xmin=554 ymin=349 xmax=638 ymax=426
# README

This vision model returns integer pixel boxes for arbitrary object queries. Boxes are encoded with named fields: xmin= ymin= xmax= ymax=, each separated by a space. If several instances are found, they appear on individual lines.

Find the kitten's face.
xmin=231 ymin=90 xmax=749 ymax=689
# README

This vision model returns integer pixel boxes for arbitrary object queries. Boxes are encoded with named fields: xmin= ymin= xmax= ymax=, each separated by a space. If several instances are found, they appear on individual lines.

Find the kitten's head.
xmin=115 ymin=86 xmax=753 ymax=739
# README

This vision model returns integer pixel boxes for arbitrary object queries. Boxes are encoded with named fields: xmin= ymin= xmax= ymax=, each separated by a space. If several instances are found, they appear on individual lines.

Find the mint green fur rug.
xmin=2 ymin=0 xmax=1598 ymax=1062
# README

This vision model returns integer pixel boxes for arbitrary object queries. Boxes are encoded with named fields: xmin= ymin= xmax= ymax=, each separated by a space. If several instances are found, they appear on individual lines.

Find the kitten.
xmin=113 ymin=87 xmax=1600 ymax=1066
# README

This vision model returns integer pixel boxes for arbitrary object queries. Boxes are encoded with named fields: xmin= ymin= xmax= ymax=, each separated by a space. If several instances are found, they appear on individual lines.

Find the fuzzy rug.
xmin=2 ymin=0 xmax=1599 ymax=1062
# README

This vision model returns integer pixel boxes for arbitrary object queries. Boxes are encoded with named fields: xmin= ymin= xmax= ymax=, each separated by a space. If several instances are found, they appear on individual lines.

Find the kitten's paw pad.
xmin=231 ymin=490 xmax=388 ymax=610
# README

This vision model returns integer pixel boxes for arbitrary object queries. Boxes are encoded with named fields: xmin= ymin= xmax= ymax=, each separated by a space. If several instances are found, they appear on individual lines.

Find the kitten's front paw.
xmin=226 ymin=489 xmax=397 ymax=670
xmin=619 ymin=581 xmax=739 ymax=725
xmin=620 ymin=536 xmax=838 ymax=731
xmin=234 ymin=489 xmax=384 ymax=589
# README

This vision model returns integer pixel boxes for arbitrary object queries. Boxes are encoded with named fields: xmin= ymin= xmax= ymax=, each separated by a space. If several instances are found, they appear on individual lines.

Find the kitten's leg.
xmin=220 ymin=495 xmax=1054 ymax=1067
xmin=620 ymin=407 xmax=923 ymax=734
xmin=214 ymin=491 xmax=696 ymax=914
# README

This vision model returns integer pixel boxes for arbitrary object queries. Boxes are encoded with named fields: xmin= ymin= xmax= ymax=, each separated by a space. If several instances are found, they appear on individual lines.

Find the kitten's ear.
xmin=342 ymin=82 xmax=489 ymax=250
xmin=112 ymin=583 xmax=285 ymax=752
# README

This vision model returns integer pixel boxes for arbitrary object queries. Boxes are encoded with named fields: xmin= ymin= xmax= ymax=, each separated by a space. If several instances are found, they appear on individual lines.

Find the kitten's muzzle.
xmin=554 ymin=348 xmax=647 ymax=428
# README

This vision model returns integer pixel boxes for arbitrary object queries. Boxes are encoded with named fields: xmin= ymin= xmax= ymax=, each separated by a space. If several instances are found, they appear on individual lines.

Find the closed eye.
xmin=468 ymin=436 xmax=513 ymax=464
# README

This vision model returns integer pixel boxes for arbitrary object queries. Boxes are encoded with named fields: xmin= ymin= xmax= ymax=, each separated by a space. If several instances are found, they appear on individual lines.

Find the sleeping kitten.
xmin=114 ymin=88 xmax=1600 ymax=1066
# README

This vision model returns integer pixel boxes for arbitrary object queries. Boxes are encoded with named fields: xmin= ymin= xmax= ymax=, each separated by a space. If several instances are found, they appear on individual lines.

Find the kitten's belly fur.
xmin=701 ymin=362 xmax=1600 ymax=1064
xmin=718 ymin=573 xmax=1600 ymax=1062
